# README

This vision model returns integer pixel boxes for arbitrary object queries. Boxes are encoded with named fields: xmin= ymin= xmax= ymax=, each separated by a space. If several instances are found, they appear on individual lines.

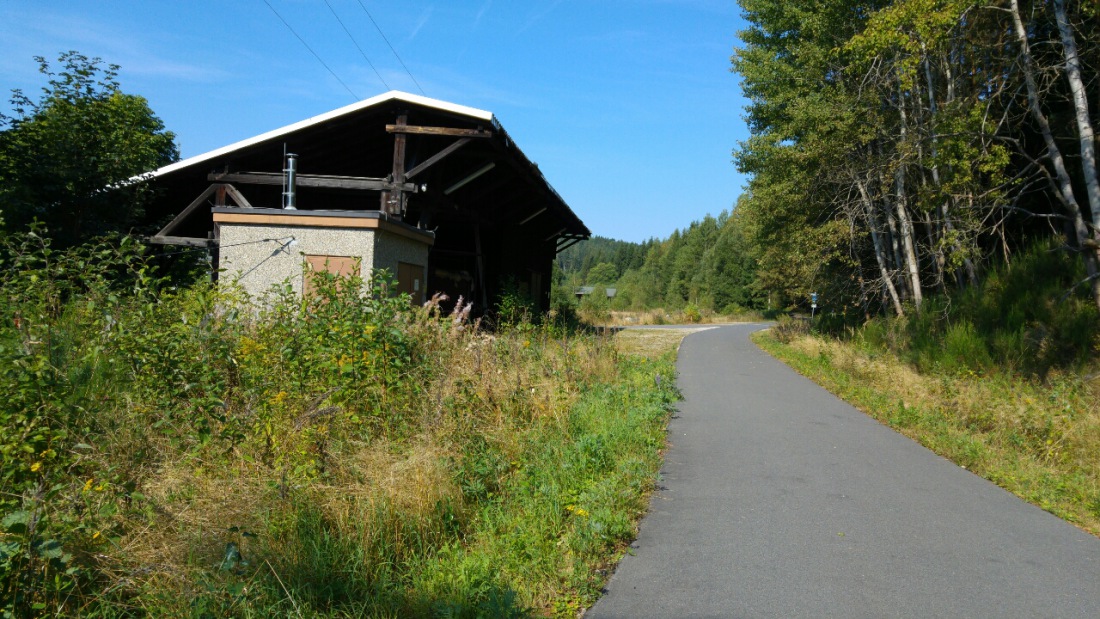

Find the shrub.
xmin=0 ymin=231 xmax=677 ymax=617
xmin=0 ymin=228 xmax=162 ymax=615
xmin=682 ymin=303 xmax=702 ymax=324
xmin=853 ymin=241 xmax=1099 ymax=377
xmin=772 ymin=316 xmax=810 ymax=343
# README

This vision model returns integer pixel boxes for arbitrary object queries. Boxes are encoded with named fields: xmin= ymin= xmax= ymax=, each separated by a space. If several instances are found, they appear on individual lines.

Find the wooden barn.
xmin=146 ymin=91 xmax=589 ymax=312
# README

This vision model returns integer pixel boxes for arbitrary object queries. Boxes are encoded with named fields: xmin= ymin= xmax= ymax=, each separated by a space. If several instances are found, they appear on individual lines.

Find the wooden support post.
xmin=385 ymin=113 xmax=408 ymax=217
xmin=208 ymin=229 xmax=219 ymax=283
xmin=474 ymin=224 xmax=489 ymax=311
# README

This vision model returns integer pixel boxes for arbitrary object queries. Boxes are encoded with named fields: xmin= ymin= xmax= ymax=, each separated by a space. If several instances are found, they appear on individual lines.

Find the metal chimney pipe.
xmin=283 ymin=153 xmax=298 ymax=210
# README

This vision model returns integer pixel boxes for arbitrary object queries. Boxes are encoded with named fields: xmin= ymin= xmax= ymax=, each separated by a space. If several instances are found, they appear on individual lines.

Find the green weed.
xmin=0 ymin=230 xmax=679 ymax=617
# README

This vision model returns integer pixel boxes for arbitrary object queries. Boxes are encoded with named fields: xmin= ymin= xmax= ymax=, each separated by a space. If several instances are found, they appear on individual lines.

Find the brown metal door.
xmin=396 ymin=261 xmax=425 ymax=305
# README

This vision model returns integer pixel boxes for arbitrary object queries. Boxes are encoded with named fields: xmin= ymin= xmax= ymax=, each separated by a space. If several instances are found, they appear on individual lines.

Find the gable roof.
xmin=150 ymin=91 xmax=493 ymax=178
xmin=145 ymin=91 xmax=589 ymax=244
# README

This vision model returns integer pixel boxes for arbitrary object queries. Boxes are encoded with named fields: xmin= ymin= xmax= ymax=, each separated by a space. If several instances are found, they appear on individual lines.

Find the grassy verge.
xmin=601 ymin=309 xmax=763 ymax=327
xmin=753 ymin=329 xmax=1100 ymax=536
xmin=0 ymin=232 xmax=681 ymax=617
xmin=614 ymin=328 xmax=707 ymax=359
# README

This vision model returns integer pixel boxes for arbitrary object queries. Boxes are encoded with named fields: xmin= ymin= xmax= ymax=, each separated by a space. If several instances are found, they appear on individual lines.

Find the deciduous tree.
xmin=0 ymin=52 xmax=178 ymax=246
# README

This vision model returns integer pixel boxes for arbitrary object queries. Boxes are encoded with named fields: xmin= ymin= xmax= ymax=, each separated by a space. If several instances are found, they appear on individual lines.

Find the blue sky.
xmin=0 ymin=1 xmax=749 ymax=243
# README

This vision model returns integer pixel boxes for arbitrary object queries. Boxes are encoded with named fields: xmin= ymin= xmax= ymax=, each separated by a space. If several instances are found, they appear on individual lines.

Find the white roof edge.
xmin=149 ymin=91 xmax=494 ymax=178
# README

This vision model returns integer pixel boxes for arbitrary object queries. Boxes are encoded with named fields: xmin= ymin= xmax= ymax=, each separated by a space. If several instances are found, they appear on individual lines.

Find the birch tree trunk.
xmin=1054 ymin=0 xmax=1100 ymax=306
xmin=895 ymin=166 xmax=922 ymax=307
xmin=1009 ymin=0 xmax=1100 ymax=309
xmin=895 ymin=89 xmax=923 ymax=308
xmin=857 ymin=177 xmax=905 ymax=315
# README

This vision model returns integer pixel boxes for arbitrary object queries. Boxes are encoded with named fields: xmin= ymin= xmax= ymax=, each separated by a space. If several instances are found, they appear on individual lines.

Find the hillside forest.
xmin=558 ymin=0 xmax=1098 ymax=370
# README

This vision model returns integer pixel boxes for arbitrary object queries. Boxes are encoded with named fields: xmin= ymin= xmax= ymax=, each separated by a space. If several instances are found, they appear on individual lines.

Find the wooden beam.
xmin=150 ymin=235 xmax=214 ymax=247
xmin=386 ymin=124 xmax=492 ymax=138
xmin=223 ymin=184 xmax=254 ymax=208
xmin=156 ymin=184 xmax=219 ymax=238
xmin=405 ymin=137 xmax=471 ymax=180
xmin=518 ymin=207 xmax=547 ymax=226
xmin=544 ymin=227 xmax=567 ymax=242
xmin=556 ymin=237 xmax=584 ymax=254
xmin=208 ymin=172 xmax=418 ymax=193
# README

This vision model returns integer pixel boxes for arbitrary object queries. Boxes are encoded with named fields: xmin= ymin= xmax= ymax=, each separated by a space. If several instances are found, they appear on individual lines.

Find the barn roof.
xmin=150 ymin=91 xmax=493 ymax=178
xmin=146 ymin=90 xmax=589 ymax=249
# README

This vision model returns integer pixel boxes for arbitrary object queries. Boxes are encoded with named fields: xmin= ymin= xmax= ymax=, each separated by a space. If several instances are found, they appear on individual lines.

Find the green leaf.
xmin=1 ymin=510 xmax=31 ymax=534
xmin=38 ymin=539 xmax=65 ymax=560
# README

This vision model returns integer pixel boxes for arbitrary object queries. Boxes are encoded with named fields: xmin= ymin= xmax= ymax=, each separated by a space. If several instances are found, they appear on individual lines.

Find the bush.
xmin=0 ymin=231 xmax=677 ymax=616
xmin=853 ymin=241 xmax=1099 ymax=377
xmin=682 ymin=303 xmax=702 ymax=324
xmin=0 ymin=228 xmax=162 ymax=614
xmin=772 ymin=316 xmax=810 ymax=343
xmin=493 ymin=277 xmax=539 ymax=329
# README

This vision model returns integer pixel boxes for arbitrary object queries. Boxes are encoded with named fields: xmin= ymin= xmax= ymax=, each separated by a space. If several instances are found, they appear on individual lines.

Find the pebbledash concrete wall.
xmin=371 ymin=232 xmax=428 ymax=281
xmin=213 ymin=208 xmax=431 ymax=300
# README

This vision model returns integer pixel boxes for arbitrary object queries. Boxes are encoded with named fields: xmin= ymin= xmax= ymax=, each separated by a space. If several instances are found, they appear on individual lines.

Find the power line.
xmin=321 ymin=0 xmax=390 ymax=91
xmin=261 ymin=0 xmax=360 ymax=101
xmin=354 ymin=0 xmax=427 ymax=95
xmin=150 ymin=236 xmax=296 ymax=258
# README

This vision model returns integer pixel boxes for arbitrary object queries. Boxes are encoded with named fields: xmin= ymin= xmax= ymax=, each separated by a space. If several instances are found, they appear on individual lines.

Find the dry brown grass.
xmin=605 ymin=309 xmax=761 ymax=327
xmin=614 ymin=327 xmax=712 ymax=358
xmin=337 ymin=440 xmax=461 ymax=514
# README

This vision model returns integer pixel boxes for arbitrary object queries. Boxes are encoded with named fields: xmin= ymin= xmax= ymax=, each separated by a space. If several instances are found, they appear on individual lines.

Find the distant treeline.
xmin=554 ymin=209 xmax=763 ymax=313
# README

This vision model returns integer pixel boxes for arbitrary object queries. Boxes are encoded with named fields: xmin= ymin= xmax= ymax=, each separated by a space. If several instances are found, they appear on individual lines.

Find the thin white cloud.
xmin=473 ymin=0 xmax=492 ymax=29
xmin=408 ymin=6 xmax=434 ymax=41
xmin=0 ymin=10 xmax=228 ymax=84
xmin=516 ymin=0 xmax=563 ymax=36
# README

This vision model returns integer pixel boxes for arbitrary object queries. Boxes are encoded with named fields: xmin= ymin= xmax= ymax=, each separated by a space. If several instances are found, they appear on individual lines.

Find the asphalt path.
xmin=587 ymin=324 xmax=1100 ymax=618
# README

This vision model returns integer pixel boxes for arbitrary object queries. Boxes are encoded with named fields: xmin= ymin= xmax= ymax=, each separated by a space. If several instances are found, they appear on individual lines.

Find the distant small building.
xmin=145 ymin=91 xmax=589 ymax=312
xmin=574 ymin=286 xmax=616 ymax=300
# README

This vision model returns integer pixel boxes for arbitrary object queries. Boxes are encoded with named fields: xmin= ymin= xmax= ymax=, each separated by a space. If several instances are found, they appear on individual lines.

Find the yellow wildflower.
xmin=30 ymin=462 xmax=41 ymax=472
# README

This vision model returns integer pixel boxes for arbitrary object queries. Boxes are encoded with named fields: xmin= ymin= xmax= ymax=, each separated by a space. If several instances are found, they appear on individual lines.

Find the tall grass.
xmin=852 ymin=240 xmax=1099 ymax=377
xmin=0 ymin=231 xmax=679 ymax=617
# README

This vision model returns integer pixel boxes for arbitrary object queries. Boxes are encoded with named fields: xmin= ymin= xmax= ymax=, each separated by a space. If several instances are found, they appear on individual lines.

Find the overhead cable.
xmin=354 ymin=0 xmax=427 ymax=95
xmin=261 ymin=0 xmax=360 ymax=101
xmin=321 ymin=0 xmax=390 ymax=90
